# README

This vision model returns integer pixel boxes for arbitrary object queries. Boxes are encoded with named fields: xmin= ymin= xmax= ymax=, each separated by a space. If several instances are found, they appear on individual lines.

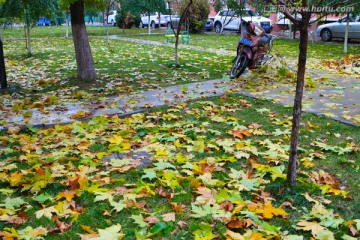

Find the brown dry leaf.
xmin=144 ymin=216 xmax=160 ymax=224
xmin=349 ymin=225 xmax=358 ymax=236
xmin=243 ymin=218 xmax=255 ymax=228
xmin=220 ymin=201 xmax=234 ymax=212
xmin=200 ymin=163 xmax=215 ymax=173
xmin=170 ymin=202 xmax=186 ymax=212
xmin=227 ymin=220 xmax=243 ymax=229
xmin=232 ymin=129 xmax=252 ymax=139
xmin=28 ymin=228 xmax=47 ymax=238
xmin=281 ymin=201 xmax=295 ymax=209
xmin=7 ymin=126 xmax=21 ymax=135
xmin=2 ymin=215 xmax=28 ymax=226
xmin=195 ymin=187 xmax=216 ymax=205
xmin=156 ymin=186 xmax=174 ymax=200
xmin=134 ymin=200 xmax=147 ymax=210
xmin=161 ymin=212 xmax=175 ymax=222
xmin=248 ymin=122 xmax=262 ymax=129
xmin=48 ymin=218 xmax=72 ymax=234
xmin=103 ymin=210 xmax=112 ymax=216
xmin=71 ymin=111 xmax=92 ymax=119
xmin=177 ymin=221 xmax=188 ymax=228
xmin=114 ymin=187 xmax=130 ymax=195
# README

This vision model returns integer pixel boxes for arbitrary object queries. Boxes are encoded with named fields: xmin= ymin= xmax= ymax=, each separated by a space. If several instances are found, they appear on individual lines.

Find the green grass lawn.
xmin=0 ymin=94 xmax=359 ymax=239
xmin=3 ymin=25 xmax=359 ymax=60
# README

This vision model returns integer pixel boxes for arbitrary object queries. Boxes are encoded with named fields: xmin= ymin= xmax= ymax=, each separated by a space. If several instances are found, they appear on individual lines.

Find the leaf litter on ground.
xmin=0 ymin=94 xmax=359 ymax=239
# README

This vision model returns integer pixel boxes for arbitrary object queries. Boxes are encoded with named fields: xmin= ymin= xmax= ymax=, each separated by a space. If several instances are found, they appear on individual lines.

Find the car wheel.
xmin=214 ymin=22 xmax=222 ymax=34
xmin=320 ymin=28 xmax=332 ymax=42
xmin=151 ymin=21 xmax=156 ymax=29
xmin=139 ymin=21 xmax=143 ymax=28
xmin=111 ymin=19 xmax=114 ymax=26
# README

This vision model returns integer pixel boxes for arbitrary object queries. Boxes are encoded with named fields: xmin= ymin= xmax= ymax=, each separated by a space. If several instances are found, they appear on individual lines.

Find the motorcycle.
xmin=230 ymin=20 xmax=276 ymax=79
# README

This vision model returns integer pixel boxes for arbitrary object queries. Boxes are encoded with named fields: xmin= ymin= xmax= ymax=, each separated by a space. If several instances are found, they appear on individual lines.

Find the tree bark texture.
xmin=287 ymin=16 xmax=310 ymax=186
xmin=0 ymin=40 xmax=7 ymax=89
xmin=70 ymin=0 xmax=97 ymax=81
xmin=26 ymin=25 xmax=32 ymax=55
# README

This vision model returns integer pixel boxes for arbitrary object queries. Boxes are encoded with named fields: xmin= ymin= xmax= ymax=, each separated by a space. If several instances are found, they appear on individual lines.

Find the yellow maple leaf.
xmin=256 ymin=201 xmax=288 ymax=219
xmin=108 ymin=135 xmax=124 ymax=144
xmin=56 ymin=190 xmax=76 ymax=202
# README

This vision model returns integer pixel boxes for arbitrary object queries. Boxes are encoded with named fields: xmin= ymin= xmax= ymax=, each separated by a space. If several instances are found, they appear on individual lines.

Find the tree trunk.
xmin=69 ymin=0 xmax=97 ymax=81
xmin=0 ymin=40 xmax=7 ymax=89
xmin=148 ymin=13 xmax=151 ymax=35
xmin=106 ymin=18 xmax=109 ymax=44
xmin=287 ymin=18 xmax=309 ymax=186
xmin=26 ymin=24 xmax=32 ymax=55
xmin=66 ymin=11 xmax=69 ymax=38
xmin=344 ymin=13 xmax=349 ymax=54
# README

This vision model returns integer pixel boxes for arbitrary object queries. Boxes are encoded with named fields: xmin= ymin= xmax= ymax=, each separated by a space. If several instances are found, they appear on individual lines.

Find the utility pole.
xmin=0 ymin=39 xmax=7 ymax=89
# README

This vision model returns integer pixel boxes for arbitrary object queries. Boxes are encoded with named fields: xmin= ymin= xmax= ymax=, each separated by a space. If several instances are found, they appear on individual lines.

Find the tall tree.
xmin=263 ymin=0 xmax=356 ymax=186
xmin=167 ymin=0 xmax=193 ymax=66
xmin=68 ymin=0 xmax=97 ymax=80
xmin=0 ymin=0 xmax=60 ymax=55
xmin=0 ymin=39 xmax=6 ymax=89
xmin=0 ymin=0 xmax=7 ymax=89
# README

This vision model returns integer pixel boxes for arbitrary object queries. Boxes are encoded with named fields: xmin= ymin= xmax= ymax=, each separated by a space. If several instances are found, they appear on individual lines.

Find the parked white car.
xmin=316 ymin=15 xmax=360 ymax=42
xmin=106 ymin=10 xmax=117 ymax=26
xmin=213 ymin=9 xmax=273 ymax=33
xmin=139 ymin=12 xmax=168 ymax=28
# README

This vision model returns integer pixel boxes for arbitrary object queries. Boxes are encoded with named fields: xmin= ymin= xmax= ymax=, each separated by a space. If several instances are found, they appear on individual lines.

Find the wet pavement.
xmin=0 ymin=36 xmax=359 ymax=131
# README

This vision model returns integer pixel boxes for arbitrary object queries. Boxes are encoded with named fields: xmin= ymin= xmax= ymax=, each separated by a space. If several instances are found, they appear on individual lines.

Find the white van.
xmin=213 ymin=9 xmax=273 ymax=33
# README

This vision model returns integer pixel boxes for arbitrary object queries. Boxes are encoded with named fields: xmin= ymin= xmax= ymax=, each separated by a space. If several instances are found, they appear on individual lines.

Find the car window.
xmin=246 ymin=10 xmax=259 ymax=17
xmin=340 ymin=16 xmax=355 ymax=22
xmin=220 ymin=10 xmax=235 ymax=17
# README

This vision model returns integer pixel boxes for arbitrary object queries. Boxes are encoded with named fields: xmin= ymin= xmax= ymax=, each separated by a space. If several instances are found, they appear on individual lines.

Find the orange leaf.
xmin=232 ymin=129 xmax=252 ymax=139
xmin=170 ymin=202 xmax=186 ymax=212
xmin=228 ymin=220 xmax=243 ymax=229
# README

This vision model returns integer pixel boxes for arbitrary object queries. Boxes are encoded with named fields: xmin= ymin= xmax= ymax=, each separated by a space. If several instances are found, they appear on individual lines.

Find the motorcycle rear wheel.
xmin=230 ymin=53 xmax=249 ymax=79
